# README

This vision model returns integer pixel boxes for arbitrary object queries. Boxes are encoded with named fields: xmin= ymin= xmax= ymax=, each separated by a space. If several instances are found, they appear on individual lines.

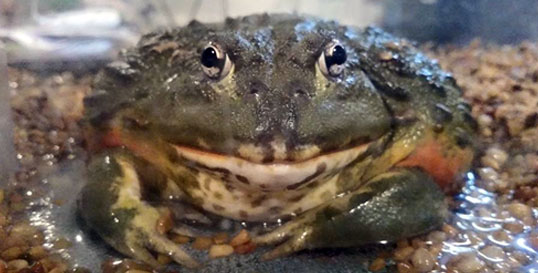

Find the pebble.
xmin=510 ymin=250 xmax=530 ymax=265
xmin=368 ymin=257 xmax=385 ymax=272
xmin=170 ymin=234 xmax=190 ymax=244
xmin=394 ymin=246 xmax=414 ymax=261
xmin=213 ymin=232 xmax=229 ymax=244
xmin=479 ymin=245 xmax=505 ymax=262
xmin=506 ymin=202 xmax=532 ymax=220
xmin=6 ymin=259 xmax=28 ymax=271
xmin=411 ymin=247 xmax=435 ymax=272
xmin=378 ymin=51 xmax=394 ymax=61
xmin=28 ymin=246 xmax=48 ymax=260
xmin=156 ymin=254 xmax=171 ymax=265
xmin=503 ymin=222 xmax=524 ymax=234
xmin=234 ymin=241 xmax=256 ymax=254
xmin=481 ymin=147 xmax=508 ymax=170
xmin=455 ymin=254 xmax=485 ymax=273
xmin=229 ymin=229 xmax=250 ymax=247
xmin=1 ymin=247 xmax=24 ymax=261
xmin=427 ymin=231 xmax=447 ymax=243
xmin=208 ymin=245 xmax=234 ymax=259
xmin=442 ymin=224 xmax=459 ymax=238
xmin=396 ymin=262 xmax=413 ymax=273
xmin=477 ymin=114 xmax=493 ymax=127
xmin=192 ymin=237 xmax=213 ymax=250
xmin=492 ymin=230 xmax=512 ymax=244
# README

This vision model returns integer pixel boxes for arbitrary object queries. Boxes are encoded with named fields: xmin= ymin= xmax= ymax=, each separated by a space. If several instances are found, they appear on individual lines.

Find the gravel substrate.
xmin=1 ymin=41 xmax=537 ymax=273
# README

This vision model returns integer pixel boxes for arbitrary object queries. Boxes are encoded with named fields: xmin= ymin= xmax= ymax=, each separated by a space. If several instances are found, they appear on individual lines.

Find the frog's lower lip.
xmin=173 ymin=143 xmax=372 ymax=191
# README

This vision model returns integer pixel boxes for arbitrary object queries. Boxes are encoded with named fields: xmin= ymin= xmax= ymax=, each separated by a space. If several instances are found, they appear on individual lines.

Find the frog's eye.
xmin=317 ymin=40 xmax=347 ymax=77
xmin=201 ymin=43 xmax=233 ymax=79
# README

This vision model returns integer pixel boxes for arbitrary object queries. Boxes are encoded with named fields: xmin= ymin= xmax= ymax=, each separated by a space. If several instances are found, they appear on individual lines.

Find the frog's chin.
xmin=173 ymin=143 xmax=372 ymax=191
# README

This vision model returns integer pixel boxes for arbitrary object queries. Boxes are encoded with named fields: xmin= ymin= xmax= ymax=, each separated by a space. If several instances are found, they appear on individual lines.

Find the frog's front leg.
xmin=78 ymin=150 xmax=200 ymax=268
xmin=253 ymin=168 xmax=447 ymax=260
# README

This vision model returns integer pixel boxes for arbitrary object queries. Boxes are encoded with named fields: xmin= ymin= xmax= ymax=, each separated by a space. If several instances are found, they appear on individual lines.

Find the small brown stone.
xmin=213 ymin=232 xmax=229 ymax=244
xmin=171 ymin=234 xmax=190 ymax=244
xmin=396 ymin=262 xmax=413 ymax=273
xmin=411 ymin=247 xmax=435 ymax=273
xmin=368 ymin=257 xmax=385 ymax=272
xmin=234 ymin=241 xmax=257 ymax=255
xmin=192 ymin=237 xmax=213 ymax=250
xmin=378 ymin=51 xmax=394 ymax=61
xmin=393 ymin=246 xmax=414 ymax=261
xmin=156 ymin=254 xmax=171 ymax=265
xmin=28 ymin=246 xmax=48 ymax=260
xmin=503 ymin=222 xmax=524 ymax=234
xmin=229 ymin=229 xmax=250 ymax=247
xmin=1 ymin=247 xmax=24 ymax=261
xmin=6 ymin=259 xmax=28 ymax=271
xmin=208 ymin=244 xmax=234 ymax=259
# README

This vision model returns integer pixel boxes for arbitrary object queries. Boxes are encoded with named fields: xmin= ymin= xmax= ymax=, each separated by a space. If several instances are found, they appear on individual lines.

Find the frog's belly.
xmin=187 ymin=171 xmax=343 ymax=221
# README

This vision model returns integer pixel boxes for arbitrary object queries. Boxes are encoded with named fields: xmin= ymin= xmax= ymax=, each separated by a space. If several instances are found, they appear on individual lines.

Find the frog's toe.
xmin=259 ymin=226 xmax=313 ymax=260
xmin=125 ymin=225 xmax=200 ymax=268
xmin=252 ymin=218 xmax=305 ymax=246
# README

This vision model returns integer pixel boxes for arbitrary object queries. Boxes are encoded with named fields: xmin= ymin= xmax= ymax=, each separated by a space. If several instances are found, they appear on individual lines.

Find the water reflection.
xmin=438 ymin=171 xmax=538 ymax=271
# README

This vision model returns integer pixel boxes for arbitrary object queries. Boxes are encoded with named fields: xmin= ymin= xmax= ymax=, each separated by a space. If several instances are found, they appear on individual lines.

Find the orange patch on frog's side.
xmin=101 ymin=127 xmax=123 ymax=148
xmin=97 ymin=127 xmax=172 ymax=173
xmin=396 ymin=137 xmax=473 ymax=189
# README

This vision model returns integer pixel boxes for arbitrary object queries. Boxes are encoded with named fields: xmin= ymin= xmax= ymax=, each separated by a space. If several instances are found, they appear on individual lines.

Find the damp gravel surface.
xmin=1 ymin=41 xmax=537 ymax=273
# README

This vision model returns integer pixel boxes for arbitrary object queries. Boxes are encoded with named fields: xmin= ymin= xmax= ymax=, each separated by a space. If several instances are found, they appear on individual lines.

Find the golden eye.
xmin=200 ymin=43 xmax=233 ymax=79
xmin=317 ymin=40 xmax=347 ymax=77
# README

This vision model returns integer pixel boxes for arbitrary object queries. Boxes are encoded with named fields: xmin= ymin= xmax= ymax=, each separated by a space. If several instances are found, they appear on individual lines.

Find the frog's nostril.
xmin=247 ymin=81 xmax=269 ymax=95
xmin=293 ymin=88 xmax=307 ymax=97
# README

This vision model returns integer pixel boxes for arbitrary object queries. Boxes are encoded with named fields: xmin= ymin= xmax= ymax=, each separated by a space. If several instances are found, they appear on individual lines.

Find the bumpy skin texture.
xmin=79 ymin=14 xmax=475 ymax=267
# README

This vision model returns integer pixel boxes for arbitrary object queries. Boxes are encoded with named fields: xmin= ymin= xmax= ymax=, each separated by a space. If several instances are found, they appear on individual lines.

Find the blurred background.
xmin=1 ymin=0 xmax=538 ymax=71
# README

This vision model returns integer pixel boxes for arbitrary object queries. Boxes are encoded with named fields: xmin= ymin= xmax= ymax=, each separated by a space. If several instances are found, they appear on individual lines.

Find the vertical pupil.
xmin=201 ymin=47 xmax=219 ymax=67
xmin=331 ymin=45 xmax=347 ymax=65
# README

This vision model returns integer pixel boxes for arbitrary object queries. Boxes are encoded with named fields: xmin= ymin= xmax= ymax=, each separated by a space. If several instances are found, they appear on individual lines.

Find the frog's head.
xmin=87 ymin=14 xmax=393 ymax=190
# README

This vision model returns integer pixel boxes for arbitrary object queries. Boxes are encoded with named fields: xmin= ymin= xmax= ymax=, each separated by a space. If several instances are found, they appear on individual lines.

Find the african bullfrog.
xmin=79 ymin=14 xmax=475 ymax=268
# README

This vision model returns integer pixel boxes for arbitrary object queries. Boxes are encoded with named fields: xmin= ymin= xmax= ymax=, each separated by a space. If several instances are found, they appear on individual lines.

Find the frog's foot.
xmin=79 ymin=151 xmax=200 ymax=268
xmin=253 ymin=168 xmax=447 ymax=260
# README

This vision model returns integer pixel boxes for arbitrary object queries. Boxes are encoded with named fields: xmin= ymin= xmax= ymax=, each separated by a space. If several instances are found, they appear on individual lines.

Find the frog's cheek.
xmin=396 ymin=136 xmax=474 ymax=189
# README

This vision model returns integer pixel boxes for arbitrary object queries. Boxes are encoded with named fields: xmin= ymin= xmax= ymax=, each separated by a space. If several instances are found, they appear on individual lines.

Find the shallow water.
xmin=24 ymin=158 xmax=538 ymax=272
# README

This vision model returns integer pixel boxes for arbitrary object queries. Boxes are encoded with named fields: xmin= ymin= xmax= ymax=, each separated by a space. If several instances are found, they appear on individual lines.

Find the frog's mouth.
xmin=173 ymin=142 xmax=372 ymax=191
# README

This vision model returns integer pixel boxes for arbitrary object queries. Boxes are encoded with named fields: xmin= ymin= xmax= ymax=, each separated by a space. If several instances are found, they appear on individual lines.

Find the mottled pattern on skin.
xmin=190 ymin=171 xmax=342 ymax=221
xmin=80 ymin=14 xmax=476 ymax=267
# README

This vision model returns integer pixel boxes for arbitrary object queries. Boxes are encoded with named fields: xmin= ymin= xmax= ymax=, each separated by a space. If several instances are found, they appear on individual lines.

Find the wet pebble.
xmin=411 ymin=247 xmax=435 ymax=272
xmin=6 ymin=259 xmax=28 ymax=271
xmin=481 ymin=147 xmax=508 ymax=170
xmin=455 ymin=253 xmax=485 ymax=273
xmin=393 ymin=246 xmax=414 ymax=261
xmin=506 ymin=202 xmax=532 ymax=220
xmin=427 ymin=231 xmax=447 ymax=243
xmin=479 ymin=245 xmax=505 ymax=262
xmin=208 ymin=244 xmax=234 ymax=259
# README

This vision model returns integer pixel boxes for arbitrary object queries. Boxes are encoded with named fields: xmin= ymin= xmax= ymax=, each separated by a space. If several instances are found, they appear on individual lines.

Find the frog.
xmin=78 ymin=14 xmax=475 ymax=268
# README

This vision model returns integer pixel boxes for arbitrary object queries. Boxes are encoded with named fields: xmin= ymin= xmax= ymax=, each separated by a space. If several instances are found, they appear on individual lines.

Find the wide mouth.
xmin=173 ymin=141 xmax=373 ymax=191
